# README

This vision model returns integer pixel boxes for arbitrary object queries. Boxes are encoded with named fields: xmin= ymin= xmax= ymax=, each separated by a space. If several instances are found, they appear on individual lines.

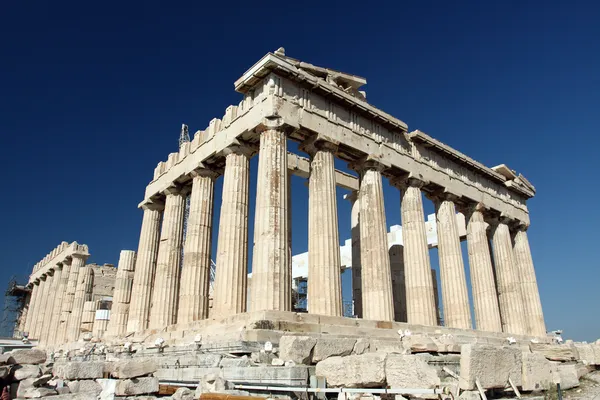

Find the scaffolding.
xmin=3 ymin=277 xmax=30 ymax=338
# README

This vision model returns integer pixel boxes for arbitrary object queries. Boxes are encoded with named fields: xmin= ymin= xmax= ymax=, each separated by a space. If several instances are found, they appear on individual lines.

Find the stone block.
xmin=154 ymin=367 xmax=221 ymax=382
xmin=0 ymin=365 xmax=10 ymax=379
xmin=222 ymin=366 xmax=309 ymax=387
xmin=529 ymin=343 xmax=577 ymax=361
xmin=0 ymin=353 xmax=15 ymax=365
xmin=459 ymin=344 xmax=522 ymax=390
xmin=17 ymin=378 xmax=36 ymax=398
xmin=315 ymin=353 xmax=386 ymax=387
xmin=521 ymin=352 xmax=556 ymax=391
xmin=8 ymin=349 xmax=47 ymax=364
xmin=574 ymin=343 xmax=598 ymax=365
xmin=271 ymin=358 xmax=285 ymax=366
xmin=557 ymin=364 xmax=579 ymax=390
xmin=352 ymin=339 xmax=370 ymax=355
xmin=220 ymin=356 xmax=251 ymax=368
xmin=402 ymin=335 xmax=438 ymax=353
xmin=385 ymin=354 xmax=440 ymax=389
xmin=251 ymin=351 xmax=276 ymax=364
xmin=66 ymin=380 xmax=102 ymax=394
xmin=173 ymin=387 xmax=194 ymax=400
xmin=23 ymin=387 xmax=58 ymax=398
xmin=13 ymin=364 xmax=42 ymax=381
xmin=115 ymin=377 xmax=159 ymax=396
xmin=97 ymin=378 xmax=117 ymax=400
xmin=33 ymin=374 xmax=53 ymax=387
xmin=195 ymin=372 xmax=233 ymax=396
xmin=41 ymin=394 xmax=98 ymax=400
xmin=53 ymin=362 xmax=105 ymax=380
xmin=370 ymin=339 xmax=406 ymax=354
xmin=457 ymin=391 xmax=480 ymax=400
xmin=312 ymin=338 xmax=356 ymax=362
xmin=279 ymin=335 xmax=317 ymax=364
xmin=112 ymin=358 xmax=157 ymax=379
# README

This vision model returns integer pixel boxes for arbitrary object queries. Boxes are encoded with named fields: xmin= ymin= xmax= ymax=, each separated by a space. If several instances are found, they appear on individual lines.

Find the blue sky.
xmin=1 ymin=1 xmax=598 ymax=340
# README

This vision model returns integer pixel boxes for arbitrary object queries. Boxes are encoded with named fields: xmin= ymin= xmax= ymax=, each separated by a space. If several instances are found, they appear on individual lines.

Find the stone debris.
xmin=7 ymin=349 xmax=47 ymax=365
xmin=315 ymin=352 xmax=387 ymax=387
xmin=65 ymin=380 xmax=102 ymax=394
xmin=312 ymin=338 xmax=356 ymax=363
xmin=115 ymin=377 xmax=159 ymax=396
xmin=530 ymin=343 xmax=578 ymax=361
xmin=459 ymin=344 xmax=522 ymax=390
xmin=278 ymin=335 xmax=317 ymax=364
xmin=53 ymin=361 xmax=104 ymax=380
xmin=521 ymin=352 xmax=556 ymax=391
xmin=112 ymin=358 xmax=157 ymax=379
xmin=13 ymin=364 xmax=42 ymax=381
xmin=385 ymin=354 xmax=440 ymax=389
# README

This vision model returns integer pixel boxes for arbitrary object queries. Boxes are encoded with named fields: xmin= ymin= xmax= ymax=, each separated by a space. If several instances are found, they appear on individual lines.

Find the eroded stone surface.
xmin=385 ymin=354 xmax=440 ymax=388
xmin=312 ymin=338 xmax=356 ymax=362
xmin=522 ymin=352 xmax=556 ymax=391
xmin=279 ymin=336 xmax=317 ymax=364
xmin=53 ymin=362 xmax=104 ymax=380
xmin=315 ymin=353 xmax=386 ymax=387
xmin=8 ymin=349 xmax=46 ymax=365
xmin=459 ymin=344 xmax=522 ymax=390
xmin=112 ymin=358 xmax=157 ymax=379
xmin=115 ymin=377 xmax=159 ymax=396
xmin=530 ymin=343 xmax=577 ymax=361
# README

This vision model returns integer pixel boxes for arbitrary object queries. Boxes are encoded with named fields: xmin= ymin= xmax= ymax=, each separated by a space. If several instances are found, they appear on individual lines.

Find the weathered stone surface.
xmin=385 ymin=354 xmax=440 ymax=389
xmin=17 ymin=378 xmax=36 ymax=398
xmin=574 ymin=343 xmax=598 ymax=365
xmin=279 ymin=336 xmax=317 ymax=364
xmin=0 ymin=365 xmax=10 ymax=379
xmin=402 ymin=335 xmax=438 ymax=353
xmin=97 ymin=378 xmax=117 ymax=400
xmin=457 ymin=391 xmax=480 ymax=400
xmin=195 ymin=373 xmax=233 ymax=396
xmin=155 ymin=354 xmax=222 ymax=368
xmin=173 ymin=387 xmax=194 ymax=400
xmin=115 ymin=377 xmax=159 ymax=396
xmin=271 ymin=358 xmax=285 ymax=366
xmin=315 ymin=353 xmax=386 ymax=387
xmin=530 ymin=343 xmax=577 ymax=361
xmin=312 ymin=338 xmax=356 ymax=362
xmin=557 ymin=364 xmax=579 ymax=390
xmin=251 ymin=351 xmax=275 ymax=364
xmin=13 ymin=364 xmax=42 ymax=381
xmin=8 ymin=349 xmax=46 ymax=365
xmin=353 ymin=339 xmax=370 ymax=355
xmin=23 ymin=387 xmax=58 ymax=398
xmin=222 ymin=366 xmax=309 ymax=387
xmin=522 ymin=352 xmax=556 ymax=391
xmin=459 ymin=344 xmax=522 ymax=390
xmin=33 ymin=374 xmax=53 ymax=387
xmin=66 ymin=380 xmax=102 ymax=394
xmin=370 ymin=339 xmax=405 ymax=354
xmin=219 ymin=356 xmax=251 ymax=368
xmin=112 ymin=358 xmax=157 ymax=379
xmin=0 ymin=353 xmax=15 ymax=365
xmin=53 ymin=362 xmax=105 ymax=380
xmin=43 ymin=393 xmax=101 ymax=400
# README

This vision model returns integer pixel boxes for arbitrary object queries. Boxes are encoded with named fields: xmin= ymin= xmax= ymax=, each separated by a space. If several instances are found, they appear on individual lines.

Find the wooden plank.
xmin=158 ymin=384 xmax=180 ymax=396
xmin=508 ymin=377 xmax=521 ymax=398
xmin=475 ymin=378 xmax=488 ymax=400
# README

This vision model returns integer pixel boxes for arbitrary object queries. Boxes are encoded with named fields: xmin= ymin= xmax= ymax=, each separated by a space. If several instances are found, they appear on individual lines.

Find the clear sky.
xmin=1 ymin=1 xmax=598 ymax=341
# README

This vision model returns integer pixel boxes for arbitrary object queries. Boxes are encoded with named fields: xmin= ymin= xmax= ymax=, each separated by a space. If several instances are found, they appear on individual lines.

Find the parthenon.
xmin=20 ymin=48 xmax=545 ymax=348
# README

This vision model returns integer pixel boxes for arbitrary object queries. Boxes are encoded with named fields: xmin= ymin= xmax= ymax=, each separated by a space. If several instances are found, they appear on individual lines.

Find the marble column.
xmin=389 ymin=244 xmax=406 ymax=322
xmin=57 ymin=254 xmax=87 ymax=344
xmin=17 ymin=292 xmax=31 ymax=336
xmin=127 ymin=203 xmax=163 ymax=333
xmin=490 ymin=218 xmax=526 ymax=335
xmin=106 ymin=250 xmax=136 ymax=337
xmin=432 ymin=194 xmax=472 ymax=329
xmin=48 ymin=260 xmax=71 ymax=345
xmin=40 ymin=268 xmax=61 ymax=345
xmin=464 ymin=204 xmax=502 ymax=332
xmin=214 ymin=148 xmax=251 ymax=317
xmin=358 ymin=161 xmax=394 ymax=321
xmin=25 ymin=281 xmax=41 ymax=337
xmin=250 ymin=128 xmax=290 ymax=312
xmin=345 ymin=191 xmax=362 ymax=318
xmin=34 ymin=275 xmax=50 ymax=339
xmin=24 ymin=282 xmax=40 ymax=336
xmin=93 ymin=313 xmax=110 ymax=339
xmin=149 ymin=187 xmax=187 ymax=328
xmin=81 ymin=300 xmax=97 ymax=334
xmin=512 ymin=226 xmax=546 ymax=337
xmin=179 ymin=169 xmax=218 ymax=322
xmin=397 ymin=178 xmax=437 ymax=326
xmin=67 ymin=266 xmax=93 ymax=342
xmin=306 ymin=141 xmax=342 ymax=316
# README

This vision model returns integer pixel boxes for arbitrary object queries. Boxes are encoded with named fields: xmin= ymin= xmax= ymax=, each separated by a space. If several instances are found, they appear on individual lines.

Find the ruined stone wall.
xmin=88 ymin=264 xmax=117 ymax=302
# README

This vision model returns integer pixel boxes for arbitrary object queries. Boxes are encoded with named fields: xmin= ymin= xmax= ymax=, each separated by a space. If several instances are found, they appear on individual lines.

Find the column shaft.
xmin=307 ymin=144 xmax=342 ymax=316
xmin=40 ymin=269 xmax=61 ymax=346
xmin=513 ymin=228 xmax=546 ymax=336
xmin=465 ymin=207 xmax=502 ymax=332
xmin=435 ymin=197 xmax=472 ymax=329
xmin=491 ymin=220 xmax=526 ymax=335
xmin=250 ymin=129 xmax=290 ymax=311
xmin=214 ymin=151 xmax=250 ymax=317
xmin=359 ymin=165 xmax=394 ymax=321
xmin=400 ymin=180 xmax=437 ymax=326
xmin=67 ymin=266 xmax=93 ymax=342
xmin=48 ymin=261 xmax=71 ymax=346
xmin=180 ymin=171 xmax=217 ymax=322
xmin=33 ymin=276 xmax=50 ymax=339
xmin=149 ymin=190 xmax=186 ymax=328
xmin=24 ymin=283 xmax=40 ymax=336
xmin=347 ymin=192 xmax=363 ymax=318
xmin=127 ymin=206 xmax=163 ymax=333
xmin=106 ymin=250 xmax=136 ymax=336
xmin=17 ymin=292 xmax=31 ymax=336
xmin=57 ymin=255 xmax=86 ymax=344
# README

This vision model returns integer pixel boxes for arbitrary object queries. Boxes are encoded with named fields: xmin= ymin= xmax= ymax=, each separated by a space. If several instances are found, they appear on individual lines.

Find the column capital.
xmin=141 ymin=198 xmax=165 ymax=211
xmin=61 ymin=258 xmax=72 ymax=266
xmin=348 ymin=154 xmax=390 ymax=173
xmin=343 ymin=190 xmax=359 ymax=203
xmin=190 ymin=166 xmax=221 ymax=180
xmin=71 ymin=253 xmax=89 ymax=262
xmin=162 ymin=183 xmax=190 ymax=197
xmin=425 ymin=189 xmax=461 ymax=205
xmin=389 ymin=174 xmax=428 ymax=190
xmin=300 ymin=135 xmax=339 ymax=156
xmin=223 ymin=143 xmax=256 ymax=158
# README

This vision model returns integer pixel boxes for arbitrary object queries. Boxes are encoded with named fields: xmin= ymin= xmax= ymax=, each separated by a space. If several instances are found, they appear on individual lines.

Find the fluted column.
xmin=127 ymin=203 xmax=163 ymax=333
xmin=306 ymin=140 xmax=342 ymax=316
xmin=490 ymin=218 xmax=526 ymax=335
xmin=345 ymin=191 xmax=362 ymax=318
xmin=250 ymin=128 xmax=290 ymax=312
xmin=397 ymin=178 xmax=437 ymax=326
xmin=180 ymin=168 xmax=218 ymax=322
xmin=81 ymin=300 xmax=97 ymax=334
xmin=33 ymin=275 xmax=50 ymax=339
xmin=149 ymin=187 xmax=187 ymax=328
xmin=464 ymin=204 xmax=502 ymax=332
xmin=40 ymin=268 xmax=61 ymax=346
xmin=67 ymin=266 xmax=93 ymax=342
xmin=25 ymin=282 xmax=41 ymax=338
xmin=357 ymin=161 xmax=393 ymax=321
xmin=214 ymin=148 xmax=251 ymax=317
xmin=512 ymin=226 xmax=546 ymax=337
xmin=57 ymin=254 xmax=87 ymax=344
xmin=431 ymin=194 xmax=472 ymax=329
xmin=17 ymin=292 xmax=31 ymax=336
xmin=47 ymin=260 xmax=71 ymax=346
xmin=106 ymin=250 xmax=136 ymax=336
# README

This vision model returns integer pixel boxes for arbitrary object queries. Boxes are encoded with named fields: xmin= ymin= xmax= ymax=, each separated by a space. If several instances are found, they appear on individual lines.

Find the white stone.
xmin=13 ymin=365 xmax=42 ymax=381
xmin=115 ymin=377 xmax=159 ymax=396
xmin=556 ymin=364 xmax=579 ymax=390
xmin=315 ymin=353 xmax=386 ymax=387
xmin=112 ymin=358 xmax=157 ymax=379
xmin=312 ymin=338 xmax=357 ymax=362
xmin=7 ymin=349 xmax=46 ymax=364
xmin=521 ymin=352 xmax=556 ymax=391
xmin=173 ymin=387 xmax=194 ymax=400
xmin=271 ymin=358 xmax=285 ymax=366
xmin=66 ymin=380 xmax=102 ymax=394
xmin=279 ymin=336 xmax=317 ymax=364
xmin=53 ymin=362 xmax=104 ymax=380
xmin=23 ymin=387 xmax=57 ymax=398
xmin=459 ymin=344 xmax=522 ymax=390
xmin=97 ymin=378 xmax=117 ymax=400
xmin=385 ymin=354 xmax=440 ymax=389
xmin=530 ymin=343 xmax=577 ymax=361
xmin=352 ymin=339 xmax=370 ymax=355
